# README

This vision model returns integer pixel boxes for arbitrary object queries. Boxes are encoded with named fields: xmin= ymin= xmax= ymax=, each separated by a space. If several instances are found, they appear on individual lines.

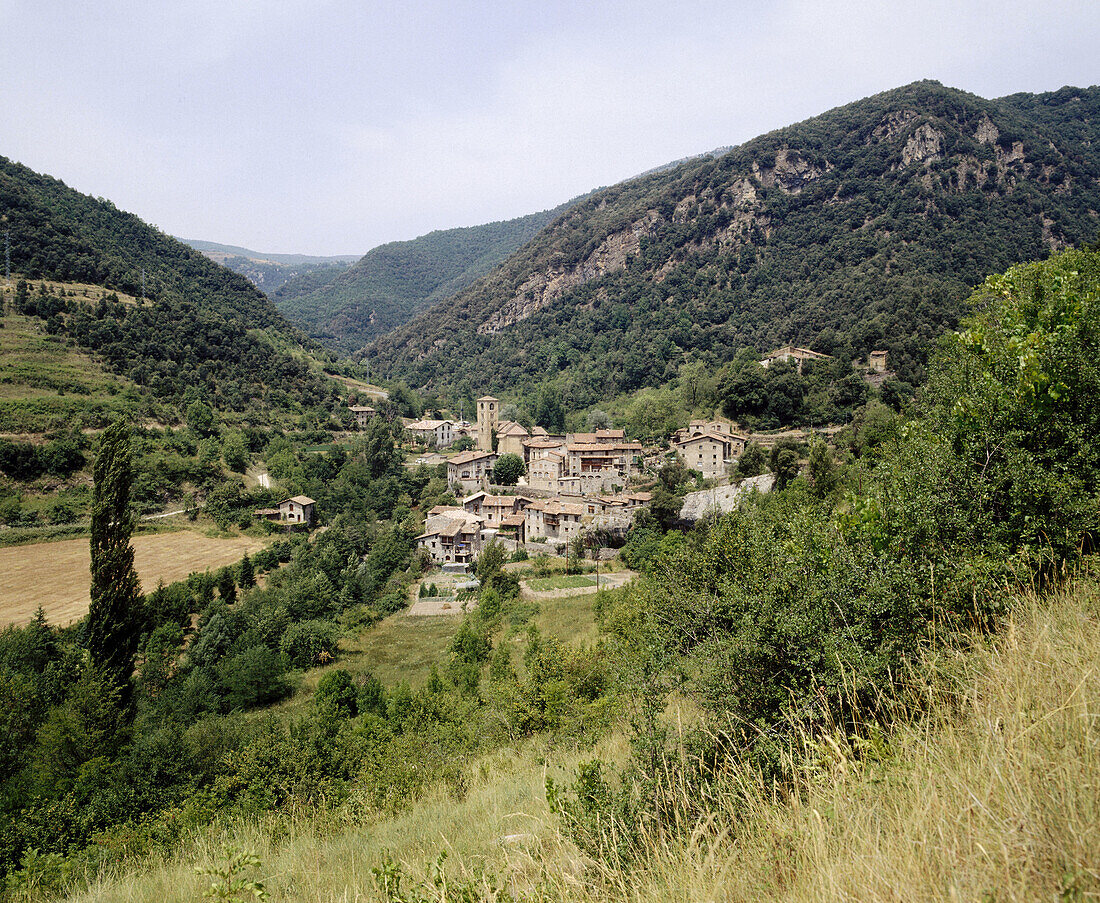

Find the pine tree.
xmin=86 ymin=420 xmax=142 ymax=701
xmin=217 ymin=567 xmax=237 ymax=604
xmin=238 ymin=553 xmax=255 ymax=590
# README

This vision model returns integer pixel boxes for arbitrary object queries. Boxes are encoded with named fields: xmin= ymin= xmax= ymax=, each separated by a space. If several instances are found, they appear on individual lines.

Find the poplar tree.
xmin=86 ymin=419 xmax=142 ymax=700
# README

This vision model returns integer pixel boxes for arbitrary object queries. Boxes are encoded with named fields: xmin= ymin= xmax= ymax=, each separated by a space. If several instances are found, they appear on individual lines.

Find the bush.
xmin=279 ymin=620 xmax=338 ymax=669
xmin=216 ymin=646 xmax=290 ymax=710
xmin=315 ymin=669 xmax=357 ymax=717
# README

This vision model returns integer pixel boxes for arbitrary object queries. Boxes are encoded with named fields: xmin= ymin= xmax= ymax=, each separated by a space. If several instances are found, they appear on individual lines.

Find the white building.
xmin=407 ymin=419 xmax=454 ymax=447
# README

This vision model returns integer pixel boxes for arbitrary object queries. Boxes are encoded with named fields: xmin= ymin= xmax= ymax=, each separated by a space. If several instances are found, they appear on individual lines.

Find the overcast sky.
xmin=1 ymin=0 xmax=1097 ymax=256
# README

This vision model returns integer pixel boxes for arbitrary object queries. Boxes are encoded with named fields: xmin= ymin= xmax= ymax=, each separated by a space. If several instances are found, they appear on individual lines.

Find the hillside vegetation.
xmin=274 ymin=203 xmax=577 ymax=354
xmin=366 ymin=81 xmax=1100 ymax=406
xmin=0 ymin=157 xmax=337 ymax=417
xmin=0 ymin=308 xmax=145 ymax=436
xmin=53 ymin=579 xmax=1100 ymax=903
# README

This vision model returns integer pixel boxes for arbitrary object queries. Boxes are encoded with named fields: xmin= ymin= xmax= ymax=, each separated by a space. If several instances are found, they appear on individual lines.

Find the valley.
xmin=0 ymin=78 xmax=1098 ymax=903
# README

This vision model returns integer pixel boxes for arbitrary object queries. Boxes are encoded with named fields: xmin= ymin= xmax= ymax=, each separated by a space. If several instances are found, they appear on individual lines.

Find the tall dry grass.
xmin=62 ymin=733 xmax=629 ymax=903
xmin=551 ymin=580 xmax=1100 ymax=902
xmin=61 ymin=581 xmax=1100 ymax=902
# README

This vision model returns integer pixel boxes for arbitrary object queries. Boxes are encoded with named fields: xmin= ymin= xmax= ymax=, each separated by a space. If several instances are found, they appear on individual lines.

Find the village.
xmin=401 ymin=342 xmax=889 ymax=568
xmin=253 ymin=344 xmax=890 ymax=566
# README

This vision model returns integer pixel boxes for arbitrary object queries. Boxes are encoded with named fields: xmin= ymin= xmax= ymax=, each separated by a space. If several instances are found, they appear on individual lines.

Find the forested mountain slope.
xmin=273 ymin=202 xmax=577 ymax=354
xmin=365 ymin=81 xmax=1100 ymax=403
xmin=181 ymin=239 xmax=356 ymax=293
xmin=0 ymin=157 xmax=335 ymax=414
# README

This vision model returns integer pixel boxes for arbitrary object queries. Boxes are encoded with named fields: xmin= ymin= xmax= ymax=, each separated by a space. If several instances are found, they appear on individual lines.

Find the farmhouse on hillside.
xmin=760 ymin=344 xmax=831 ymax=374
xmin=278 ymin=496 xmax=316 ymax=526
xmin=349 ymin=404 xmax=376 ymax=428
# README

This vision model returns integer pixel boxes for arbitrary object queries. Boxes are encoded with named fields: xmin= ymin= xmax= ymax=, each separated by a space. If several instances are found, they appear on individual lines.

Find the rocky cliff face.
xmin=365 ymin=81 xmax=1100 ymax=399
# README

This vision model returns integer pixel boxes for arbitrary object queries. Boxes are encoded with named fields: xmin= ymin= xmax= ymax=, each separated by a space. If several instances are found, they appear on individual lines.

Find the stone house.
xmin=498 ymin=513 xmax=527 ymax=545
xmin=447 ymin=450 xmax=499 ymax=491
xmin=462 ymin=491 xmax=531 ymax=528
xmin=673 ymin=419 xmax=742 ymax=444
xmin=407 ymin=419 xmax=454 ymax=447
xmin=760 ymin=344 xmax=831 ymax=374
xmin=522 ymin=437 xmax=568 ymax=465
xmin=417 ymin=509 xmax=484 ymax=565
xmin=675 ymin=432 xmax=747 ymax=480
xmin=524 ymin=498 xmax=587 ymax=544
xmin=278 ymin=496 xmax=315 ymax=526
xmin=349 ymin=405 xmax=376 ymax=428
xmin=564 ymin=440 xmax=643 ymax=477
xmin=527 ymin=450 xmax=567 ymax=490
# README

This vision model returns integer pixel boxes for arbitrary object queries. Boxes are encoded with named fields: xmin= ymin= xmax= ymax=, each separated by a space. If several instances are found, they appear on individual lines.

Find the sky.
xmin=1 ymin=0 xmax=1098 ymax=257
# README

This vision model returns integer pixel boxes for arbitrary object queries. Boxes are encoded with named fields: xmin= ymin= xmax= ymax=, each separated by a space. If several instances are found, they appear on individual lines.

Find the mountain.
xmin=272 ymin=203 xmax=578 ymax=354
xmin=0 ymin=156 xmax=335 ymax=416
xmin=365 ymin=81 xmax=1100 ymax=405
xmin=180 ymin=239 xmax=357 ymax=293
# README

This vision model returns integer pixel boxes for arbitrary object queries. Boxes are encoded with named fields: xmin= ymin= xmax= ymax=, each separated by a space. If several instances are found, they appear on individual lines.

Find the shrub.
xmin=216 ymin=646 xmax=290 ymax=710
xmin=279 ymin=620 xmax=338 ymax=669
xmin=315 ymin=669 xmax=357 ymax=717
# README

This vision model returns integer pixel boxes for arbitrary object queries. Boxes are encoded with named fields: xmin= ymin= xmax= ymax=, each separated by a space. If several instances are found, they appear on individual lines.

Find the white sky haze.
xmin=1 ymin=0 xmax=1097 ymax=255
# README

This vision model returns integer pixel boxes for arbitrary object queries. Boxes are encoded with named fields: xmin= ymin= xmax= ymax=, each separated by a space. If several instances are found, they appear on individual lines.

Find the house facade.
xmin=672 ymin=420 xmax=748 ymax=480
xmin=349 ymin=405 xmax=376 ymax=428
xmin=495 ymin=420 xmax=530 ymax=457
xmin=447 ymin=450 xmax=499 ymax=491
xmin=524 ymin=498 xmax=587 ymax=544
xmin=676 ymin=433 xmax=738 ymax=479
xmin=564 ymin=439 xmax=643 ymax=478
xmin=528 ymin=451 xmax=566 ymax=490
xmin=417 ymin=509 xmax=484 ymax=565
xmin=278 ymin=496 xmax=316 ymax=526
xmin=760 ymin=344 xmax=831 ymax=374
xmin=407 ymin=419 xmax=454 ymax=447
xmin=462 ymin=491 xmax=531 ymax=528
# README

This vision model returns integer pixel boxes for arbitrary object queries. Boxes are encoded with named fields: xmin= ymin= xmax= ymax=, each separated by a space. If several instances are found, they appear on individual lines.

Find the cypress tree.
xmin=86 ymin=419 xmax=142 ymax=701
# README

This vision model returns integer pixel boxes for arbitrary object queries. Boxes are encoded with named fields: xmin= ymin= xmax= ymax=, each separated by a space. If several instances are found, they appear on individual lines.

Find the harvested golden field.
xmin=0 ymin=530 xmax=269 ymax=627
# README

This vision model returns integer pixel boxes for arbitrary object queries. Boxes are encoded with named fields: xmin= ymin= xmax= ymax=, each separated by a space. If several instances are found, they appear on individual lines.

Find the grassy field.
xmin=68 ymin=730 xmax=631 ymax=903
xmin=0 ymin=310 xmax=144 ymax=434
xmin=525 ymin=574 xmax=598 ymax=592
xmin=289 ymin=614 xmax=466 ymax=706
xmin=283 ymin=585 xmax=604 ymax=718
xmin=0 ymin=529 xmax=270 ymax=626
